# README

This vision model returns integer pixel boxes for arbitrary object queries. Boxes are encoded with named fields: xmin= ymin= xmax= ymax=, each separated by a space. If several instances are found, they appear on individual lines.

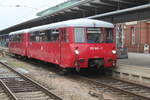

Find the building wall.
xmin=123 ymin=21 xmax=150 ymax=53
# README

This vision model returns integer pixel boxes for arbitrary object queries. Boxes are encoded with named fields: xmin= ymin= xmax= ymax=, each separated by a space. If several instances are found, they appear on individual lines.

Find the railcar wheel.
xmin=75 ymin=66 xmax=80 ymax=72
xmin=75 ymin=61 xmax=80 ymax=72
xmin=14 ymin=54 xmax=20 ymax=59
xmin=87 ymin=66 xmax=105 ymax=75
xmin=58 ymin=67 xmax=69 ymax=75
xmin=59 ymin=69 xmax=68 ymax=75
xmin=22 ymin=56 xmax=28 ymax=61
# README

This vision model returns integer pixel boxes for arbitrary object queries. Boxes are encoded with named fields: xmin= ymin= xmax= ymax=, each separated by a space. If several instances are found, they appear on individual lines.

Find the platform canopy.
xmin=1 ymin=0 xmax=150 ymax=34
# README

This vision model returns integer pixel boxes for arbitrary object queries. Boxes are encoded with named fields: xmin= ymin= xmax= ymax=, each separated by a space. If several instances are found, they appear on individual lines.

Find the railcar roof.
xmin=30 ymin=18 xmax=114 ymax=32
xmin=10 ymin=18 xmax=114 ymax=35
xmin=9 ymin=29 xmax=30 ymax=35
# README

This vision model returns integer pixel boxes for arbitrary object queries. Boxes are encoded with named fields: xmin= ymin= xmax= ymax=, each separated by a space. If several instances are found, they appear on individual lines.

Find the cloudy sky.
xmin=0 ymin=0 xmax=67 ymax=30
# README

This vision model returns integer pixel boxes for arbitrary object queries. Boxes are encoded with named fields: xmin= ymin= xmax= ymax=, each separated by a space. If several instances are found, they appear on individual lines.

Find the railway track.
xmin=6 ymin=56 xmax=150 ymax=100
xmin=73 ymin=75 xmax=150 ymax=100
xmin=0 ymin=80 xmax=15 ymax=100
xmin=0 ymin=61 xmax=62 ymax=100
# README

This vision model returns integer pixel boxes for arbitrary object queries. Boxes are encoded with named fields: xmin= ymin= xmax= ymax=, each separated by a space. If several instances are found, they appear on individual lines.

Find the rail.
xmin=0 ymin=61 xmax=62 ymax=100
xmin=73 ymin=75 xmax=150 ymax=100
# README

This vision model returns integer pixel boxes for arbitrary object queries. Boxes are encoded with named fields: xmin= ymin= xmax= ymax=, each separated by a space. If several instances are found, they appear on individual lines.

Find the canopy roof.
xmin=1 ymin=0 xmax=150 ymax=35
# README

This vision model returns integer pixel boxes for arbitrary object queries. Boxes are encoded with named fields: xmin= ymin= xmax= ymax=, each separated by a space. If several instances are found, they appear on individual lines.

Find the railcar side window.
xmin=61 ymin=29 xmax=69 ymax=42
xmin=30 ymin=31 xmax=39 ymax=42
xmin=64 ymin=29 xmax=69 ymax=42
xmin=74 ymin=28 xmax=85 ymax=43
xmin=30 ymin=29 xmax=59 ymax=42
xmin=39 ymin=32 xmax=46 ymax=41
xmin=44 ymin=30 xmax=51 ymax=42
xmin=51 ymin=29 xmax=59 ymax=41
xmin=10 ymin=34 xmax=23 ymax=42
xmin=9 ymin=35 xmax=14 ymax=41
xmin=30 ymin=30 xmax=51 ymax=42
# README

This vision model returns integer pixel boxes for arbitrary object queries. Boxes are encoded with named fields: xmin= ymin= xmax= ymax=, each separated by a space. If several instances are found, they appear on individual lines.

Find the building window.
xmin=131 ymin=27 xmax=135 ymax=45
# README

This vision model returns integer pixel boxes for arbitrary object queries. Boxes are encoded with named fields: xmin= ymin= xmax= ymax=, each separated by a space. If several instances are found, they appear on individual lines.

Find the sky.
xmin=0 ymin=0 xmax=67 ymax=30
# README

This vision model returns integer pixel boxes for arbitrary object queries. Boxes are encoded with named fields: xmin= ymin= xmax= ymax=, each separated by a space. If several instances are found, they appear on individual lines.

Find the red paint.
xmin=9 ymin=27 xmax=117 ymax=70
xmin=9 ymin=33 xmax=28 ymax=56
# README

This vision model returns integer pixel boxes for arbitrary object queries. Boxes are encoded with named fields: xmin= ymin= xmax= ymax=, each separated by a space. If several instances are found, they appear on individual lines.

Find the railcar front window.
xmin=87 ymin=28 xmax=102 ymax=43
xmin=105 ymin=28 xmax=113 ymax=43
xmin=74 ymin=27 xmax=114 ymax=43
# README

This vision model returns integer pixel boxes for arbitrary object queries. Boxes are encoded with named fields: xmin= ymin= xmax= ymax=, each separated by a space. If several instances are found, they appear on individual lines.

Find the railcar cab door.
xmin=50 ymin=29 xmax=60 ymax=64
xmin=60 ymin=28 xmax=71 ymax=68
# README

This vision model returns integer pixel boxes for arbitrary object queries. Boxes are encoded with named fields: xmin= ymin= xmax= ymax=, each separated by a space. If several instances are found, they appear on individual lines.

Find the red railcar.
xmin=9 ymin=19 xmax=117 ymax=72
xmin=9 ymin=30 xmax=29 ymax=56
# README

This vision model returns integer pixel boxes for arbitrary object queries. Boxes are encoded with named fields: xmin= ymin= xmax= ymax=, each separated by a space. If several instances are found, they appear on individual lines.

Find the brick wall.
xmin=123 ymin=21 xmax=150 ymax=53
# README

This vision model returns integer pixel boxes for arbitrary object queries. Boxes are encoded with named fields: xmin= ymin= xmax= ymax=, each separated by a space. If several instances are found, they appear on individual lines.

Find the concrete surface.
xmin=112 ymin=64 xmax=150 ymax=84
xmin=112 ymin=53 xmax=150 ymax=84
xmin=119 ymin=52 xmax=150 ymax=67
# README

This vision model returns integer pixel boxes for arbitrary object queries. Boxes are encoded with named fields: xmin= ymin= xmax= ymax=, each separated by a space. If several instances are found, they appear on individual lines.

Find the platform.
xmin=119 ymin=53 xmax=150 ymax=67
xmin=112 ymin=61 xmax=150 ymax=85
xmin=0 ymin=46 xmax=150 ymax=84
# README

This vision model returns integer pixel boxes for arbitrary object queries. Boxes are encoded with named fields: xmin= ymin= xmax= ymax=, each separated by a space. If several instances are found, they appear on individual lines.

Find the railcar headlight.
xmin=75 ymin=50 xmax=79 ymax=55
xmin=112 ymin=50 xmax=116 ymax=54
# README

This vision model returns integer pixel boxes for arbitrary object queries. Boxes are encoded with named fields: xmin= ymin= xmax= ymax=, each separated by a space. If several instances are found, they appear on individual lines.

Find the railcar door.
xmin=49 ymin=29 xmax=61 ymax=64
xmin=60 ymin=28 xmax=71 ymax=68
xmin=27 ymin=31 xmax=42 ymax=59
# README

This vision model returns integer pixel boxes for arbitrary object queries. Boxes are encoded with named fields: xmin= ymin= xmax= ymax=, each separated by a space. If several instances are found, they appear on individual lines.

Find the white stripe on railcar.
xmin=30 ymin=18 xmax=114 ymax=32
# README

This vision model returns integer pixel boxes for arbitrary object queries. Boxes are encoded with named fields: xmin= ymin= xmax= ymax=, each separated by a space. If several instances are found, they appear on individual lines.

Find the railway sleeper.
xmin=15 ymin=91 xmax=45 ymax=96
xmin=0 ymin=95 xmax=10 ymax=100
xmin=16 ymin=95 xmax=51 ymax=100
xmin=0 ymin=93 xmax=7 ymax=96
xmin=16 ymin=94 xmax=48 ymax=98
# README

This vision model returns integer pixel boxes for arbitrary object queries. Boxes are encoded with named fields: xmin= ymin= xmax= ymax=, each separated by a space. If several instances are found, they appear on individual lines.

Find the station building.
xmin=123 ymin=21 xmax=150 ymax=53
xmin=37 ymin=0 xmax=150 ymax=54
